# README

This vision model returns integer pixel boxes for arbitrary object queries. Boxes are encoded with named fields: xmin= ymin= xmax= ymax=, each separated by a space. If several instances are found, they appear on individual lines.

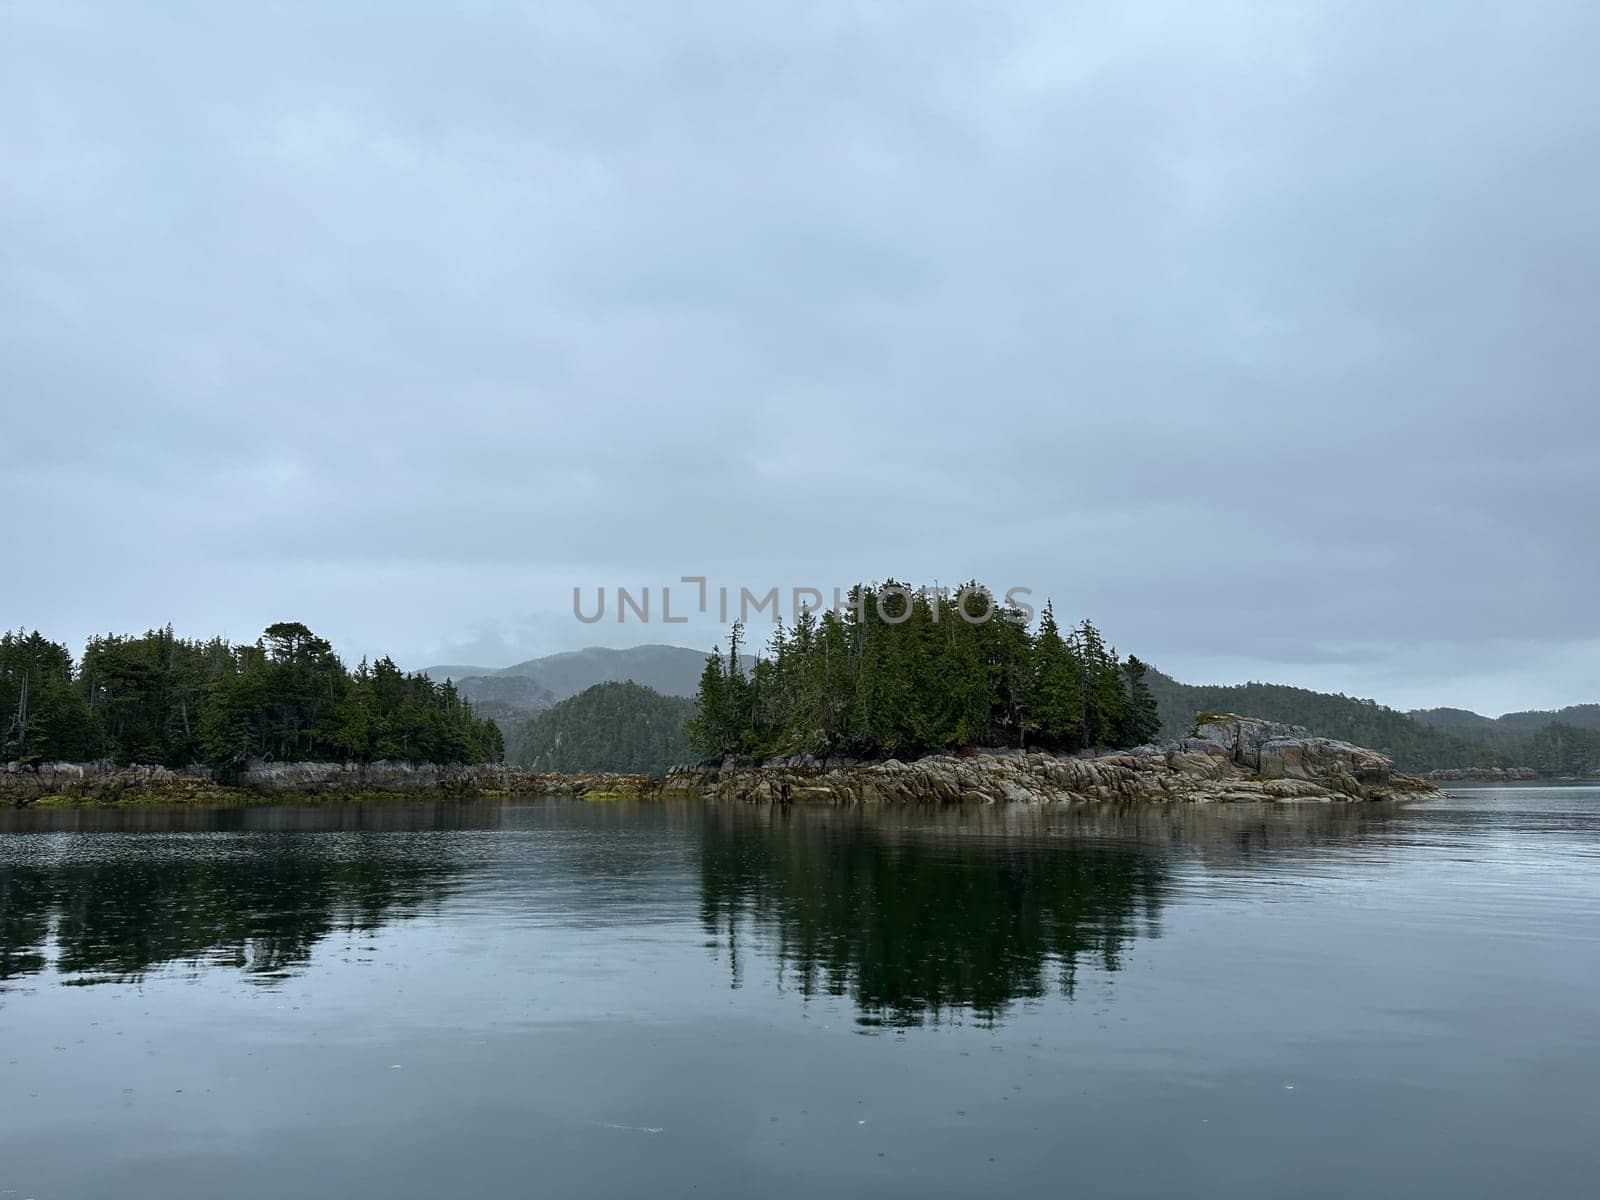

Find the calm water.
xmin=2 ymin=789 xmax=1598 ymax=1198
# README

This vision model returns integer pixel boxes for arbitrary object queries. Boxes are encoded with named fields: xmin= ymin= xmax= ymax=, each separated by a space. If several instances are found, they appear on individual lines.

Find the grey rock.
xmin=658 ymin=716 xmax=1435 ymax=807
xmin=1191 ymin=715 xmax=1310 ymax=769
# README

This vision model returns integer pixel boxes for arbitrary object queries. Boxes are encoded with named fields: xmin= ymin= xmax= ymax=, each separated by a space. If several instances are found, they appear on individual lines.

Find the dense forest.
xmin=1515 ymin=723 xmax=1600 ymax=777
xmin=1 ymin=623 xmax=503 ymax=767
xmin=1146 ymin=671 xmax=1600 ymax=776
xmin=687 ymin=583 xmax=1162 ymax=760
xmin=507 ymin=681 xmax=693 ymax=776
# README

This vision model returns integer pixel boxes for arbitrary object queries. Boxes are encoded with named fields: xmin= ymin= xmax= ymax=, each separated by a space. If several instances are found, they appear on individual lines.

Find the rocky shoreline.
xmin=0 ymin=759 xmax=653 ymax=808
xmin=3 ymin=716 xmax=1442 ymax=808
xmin=660 ymin=716 xmax=1441 ymax=806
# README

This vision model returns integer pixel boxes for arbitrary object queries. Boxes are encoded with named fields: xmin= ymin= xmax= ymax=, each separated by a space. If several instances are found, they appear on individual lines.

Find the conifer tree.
xmin=1119 ymin=656 xmax=1163 ymax=747
xmin=1032 ymin=603 xmax=1083 ymax=750
xmin=686 ymin=646 xmax=733 ymax=759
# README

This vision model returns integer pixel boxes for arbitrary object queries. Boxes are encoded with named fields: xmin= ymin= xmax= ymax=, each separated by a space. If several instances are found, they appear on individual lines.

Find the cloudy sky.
xmin=4 ymin=1 xmax=1597 ymax=715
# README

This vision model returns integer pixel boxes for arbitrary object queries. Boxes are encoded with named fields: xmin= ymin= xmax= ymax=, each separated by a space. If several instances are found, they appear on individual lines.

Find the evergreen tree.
xmin=686 ymin=646 xmax=734 ymax=759
xmin=1072 ymin=620 xmax=1124 ymax=749
xmin=1 ymin=630 xmax=93 ymax=762
xmin=1118 ymin=656 xmax=1162 ymax=747
xmin=1032 ymin=603 xmax=1083 ymax=750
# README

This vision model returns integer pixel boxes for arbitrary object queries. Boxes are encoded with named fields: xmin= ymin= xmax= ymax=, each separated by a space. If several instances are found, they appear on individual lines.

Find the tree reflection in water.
xmin=697 ymin=803 xmax=1173 ymax=1027
xmin=696 ymin=799 xmax=1405 ymax=1027
xmin=0 ymin=802 xmax=491 ymax=988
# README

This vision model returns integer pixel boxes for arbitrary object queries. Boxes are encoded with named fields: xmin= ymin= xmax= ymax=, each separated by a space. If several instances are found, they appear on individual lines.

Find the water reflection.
xmin=694 ymin=800 xmax=1431 ymax=1026
xmin=0 ymin=802 xmax=501 ymax=987
xmin=697 ymin=804 xmax=1173 ymax=1026
xmin=6 ymin=792 xmax=1586 ymax=1018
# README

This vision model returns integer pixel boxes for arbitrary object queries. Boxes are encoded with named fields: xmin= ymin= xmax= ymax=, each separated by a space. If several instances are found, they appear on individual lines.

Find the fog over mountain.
xmin=7 ymin=1 xmax=1598 ymax=714
xmin=424 ymin=644 xmax=753 ymax=721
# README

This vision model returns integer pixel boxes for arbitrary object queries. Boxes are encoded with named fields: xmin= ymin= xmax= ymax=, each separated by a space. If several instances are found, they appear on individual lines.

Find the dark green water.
xmin=2 ymin=789 xmax=1597 ymax=1197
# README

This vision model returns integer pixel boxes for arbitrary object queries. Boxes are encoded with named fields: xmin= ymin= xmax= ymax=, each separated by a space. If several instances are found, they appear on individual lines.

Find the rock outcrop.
xmin=660 ymin=714 xmax=1438 ymax=806
xmin=0 ymin=759 xmax=652 ymax=807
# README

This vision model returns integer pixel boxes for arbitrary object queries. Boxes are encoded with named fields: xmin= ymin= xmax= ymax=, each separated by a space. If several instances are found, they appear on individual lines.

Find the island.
xmin=3 ymin=714 xmax=1435 ymax=808
xmin=2 ymin=595 xmax=1441 ymax=807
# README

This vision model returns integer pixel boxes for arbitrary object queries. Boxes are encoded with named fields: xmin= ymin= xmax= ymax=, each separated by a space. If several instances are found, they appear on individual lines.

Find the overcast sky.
xmin=4 ymin=1 xmax=1597 ymax=715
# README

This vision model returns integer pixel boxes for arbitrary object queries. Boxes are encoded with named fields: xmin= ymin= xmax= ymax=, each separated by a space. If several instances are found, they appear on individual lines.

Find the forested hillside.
xmin=1406 ymin=707 xmax=1499 ymax=732
xmin=2 ymin=623 xmax=502 ymax=767
xmin=506 ymin=682 xmax=693 ymax=776
xmin=1516 ymin=723 xmax=1600 ymax=776
xmin=1413 ymin=703 xmax=1600 ymax=734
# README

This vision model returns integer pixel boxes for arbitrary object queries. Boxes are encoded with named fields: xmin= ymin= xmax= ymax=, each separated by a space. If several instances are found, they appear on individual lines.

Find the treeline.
xmin=1415 ymin=704 xmax=1600 ymax=734
xmin=687 ymin=582 xmax=1162 ymax=761
xmin=1 ymin=623 xmax=503 ymax=767
xmin=507 ymin=681 xmax=694 ymax=777
xmin=1522 ymin=723 xmax=1600 ymax=777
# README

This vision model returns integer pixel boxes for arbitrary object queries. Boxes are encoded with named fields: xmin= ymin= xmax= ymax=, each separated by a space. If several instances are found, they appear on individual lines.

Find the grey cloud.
xmin=4 ymin=0 xmax=1597 ymax=716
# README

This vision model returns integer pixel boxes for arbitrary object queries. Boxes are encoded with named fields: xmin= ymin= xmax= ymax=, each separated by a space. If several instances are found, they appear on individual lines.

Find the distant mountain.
xmin=422 ymin=644 xmax=744 ymax=723
xmin=500 ymin=644 xmax=720 ymax=698
xmin=419 ymin=664 xmax=496 ymax=685
xmin=1465 ymin=704 xmax=1600 ymax=732
xmin=1408 ymin=707 xmax=1499 ymax=732
xmin=505 ymin=681 xmax=694 ymax=777
xmin=441 ymin=674 xmax=558 ymax=724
